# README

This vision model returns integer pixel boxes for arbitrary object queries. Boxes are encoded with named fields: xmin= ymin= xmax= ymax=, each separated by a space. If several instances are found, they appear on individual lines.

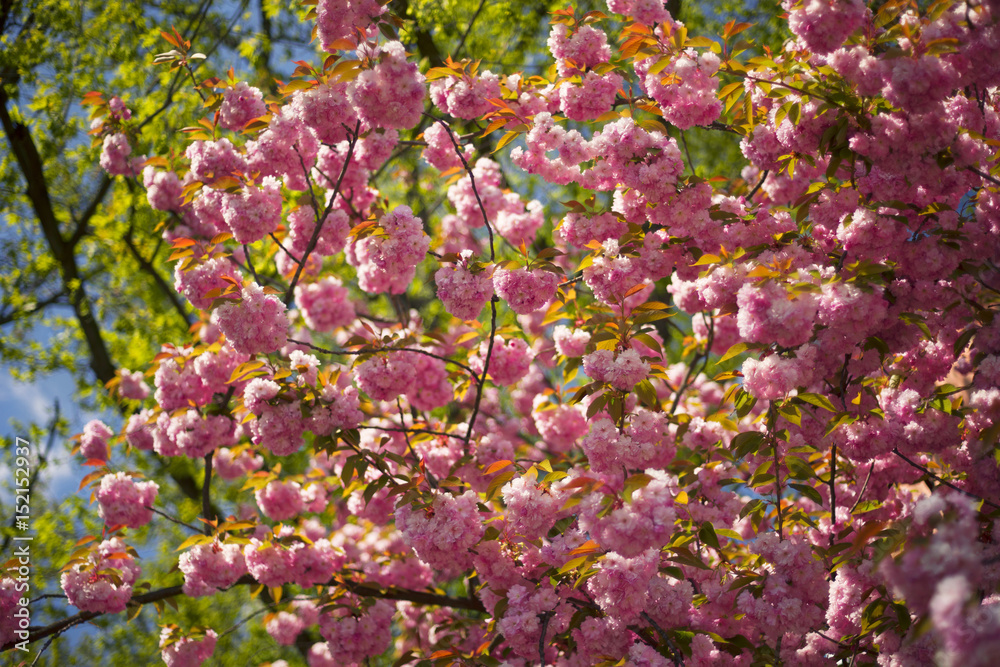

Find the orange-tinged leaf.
xmin=483 ymin=460 xmax=513 ymax=476
xmin=569 ymin=539 xmax=601 ymax=556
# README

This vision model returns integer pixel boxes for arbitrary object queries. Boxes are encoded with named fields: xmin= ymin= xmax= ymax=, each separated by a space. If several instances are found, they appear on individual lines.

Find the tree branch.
xmin=68 ymin=175 xmax=112 ymax=249
xmin=892 ymin=447 xmax=1000 ymax=510
xmin=0 ymin=86 xmax=116 ymax=383
xmin=2 ymin=574 xmax=485 ymax=653
xmin=123 ymin=221 xmax=193 ymax=328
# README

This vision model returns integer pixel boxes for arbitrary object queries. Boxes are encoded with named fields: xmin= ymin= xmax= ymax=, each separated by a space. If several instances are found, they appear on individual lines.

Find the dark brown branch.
xmin=2 ymin=584 xmax=185 ymax=652
xmin=288 ymin=338 xmax=480 ymax=384
xmin=68 ymin=175 xmax=112 ymax=248
xmin=3 ymin=572 xmax=486 ymax=654
xmin=969 ymin=166 xmax=1000 ymax=187
xmin=747 ymin=170 xmax=768 ymax=202
xmin=285 ymin=121 xmax=361 ymax=305
xmin=892 ymin=447 xmax=1000 ymax=510
xmin=202 ymin=451 xmax=215 ymax=531
xmin=123 ymin=222 xmax=193 ymax=328
xmin=454 ymin=0 xmax=487 ymax=59
xmin=0 ymin=86 xmax=116 ymax=383
xmin=849 ymin=462 xmax=875 ymax=514
xmin=0 ymin=289 xmax=66 ymax=326
xmin=640 ymin=611 xmax=684 ymax=666
xmin=359 ymin=424 xmax=465 ymax=441
xmin=146 ymin=505 xmax=202 ymax=533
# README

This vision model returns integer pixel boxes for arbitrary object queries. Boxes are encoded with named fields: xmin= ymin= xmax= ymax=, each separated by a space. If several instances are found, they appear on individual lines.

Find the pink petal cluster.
xmin=354 ymin=353 xmax=417 ymax=402
xmin=159 ymin=628 xmax=217 ymax=667
xmin=289 ymin=81 xmax=359 ymax=144
xmin=174 ymin=257 xmax=241 ymax=311
xmin=219 ymin=82 xmax=266 ymax=131
xmin=583 ymin=348 xmax=650 ymax=390
xmin=117 ymin=368 xmax=150 ymax=400
xmin=435 ymin=257 xmax=493 ymax=321
xmin=60 ymin=538 xmax=141 ymax=614
xmin=99 ymin=133 xmax=133 ymax=176
xmin=553 ymin=325 xmax=591 ymax=357
xmin=255 ymin=480 xmax=305 ymax=521
xmin=471 ymin=336 xmax=533 ymax=386
xmin=266 ymin=610 xmax=305 ymax=645
xmin=0 ymin=579 xmax=24 ymax=646
xmin=316 ymin=0 xmax=385 ymax=50
xmin=430 ymin=70 xmax=502 ymax=119
xmin=348 ymin=205 xmax=430 ymax=294
xmin=295 ymin=277 xmax=355 ymax=331
xmin=547 ymin=23 xmax=612 ymax=77
xmin=142 ymin=166 xmax=183 ymax=211
xmin=287 ymin=206 xmax=350 ymax=257
xmin=501 ymin=475 xmax=563 ymax=540
xmin=79 ymin=419 xmax=113 ymax=461
xmin=96 ymin=472 xmax=159 ymax=528
xmin=736 ymin=281 xmax=817 ymax=348
xmin=395 ymin=490 xmax=483 ymax=576
xmin=186 ymin=139 xmax=246 ymax=184
xmin=493 ymin=267 xmax=558 ymax=314
xmin=178 ymin=541 xmax=247 ymax=597
xmin=742 ymin=351 xmax=815 ymax=400
xmin=606 ymin=0 xmax=672 ymax=25
xmin=213 ymin=447 xmax=263 ymax=480
xmin=421 ymin=122 xmax=473 ymax=171
xmin=783 ymin=0 xmax=866 ymax=55
xmin=559 ymin=71 xmax=622 ymax=122
xmin=317 ymin=595 xmax=395 ymax=664
xmin=558 ymin=211 xmax=627 ymax=247
xmin=215 ymin=282 xmax=289 ymax=355
xmin=221 ymin=176 xmax=283 ymax=244
xmin=125 ymin=409 xmax=155 ymax=451
xmin=533 ymin=401 xmax=588 ymax=453
xmin=151 ymin=410 xmax=237 ymax=459
xmin=348 ymin=41 xmax=425 ymax=130
xmin=636 ymin=49 xmax=722 ymax=130
xmin=587 ymin=548 xmax=660 ymax=622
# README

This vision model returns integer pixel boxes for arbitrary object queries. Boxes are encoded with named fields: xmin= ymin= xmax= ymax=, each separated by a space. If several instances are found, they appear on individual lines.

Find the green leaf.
xmin=785 ymin=456 xmax=815 ymax=480
xmin=698 ymin=522 xmax=720 ymax=550
xmin=731 ymin=430 xmax=764 ymax=458
xmin=718 ymin=342 xmax=750 ymax=365
xmin=623 ymin=473 xmax=653 ymax=503
xmin=485 ymin=470 xmax=514 ymax=502
xmin=796 ymin=393 xmax=837 ymax=412
xmin=790 ymin=483 xmax=823 ymax=506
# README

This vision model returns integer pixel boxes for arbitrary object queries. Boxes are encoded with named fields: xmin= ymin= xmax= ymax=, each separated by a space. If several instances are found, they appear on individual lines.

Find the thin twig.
xmin=640 ymin=611 xmax=684 ymax=666
xmin=243 ymin=244 xmax=258 ymax=283
xmin=848 ymin=462 xmax=876 ymax=514
xmin=538 ymin=610 xmax=554 ymax=667
xmin=455 ymin=0 xmax=487 ymax=58
xmin=892 ymin=448 xmax=1000 ymax=510
xmin=680 ymin=130 xmax=696 ymax=177
xmin=747 ymin=169 xmax=769 ymax=201
xmin=558 ymin=275 xmax=584 ymax=288
xmin=285 ymin=121 xmax=361 ymax=305
xmin=829 ymin=443 xmax=837 ymax=538
xmin=269 ymin=232 xmax=301 ymax=265
xmin=359 ymin=425 xmax=465 ymax=441
xmin=3 ymin=574 xmax=486 ymax=654
xmin=288 ymin=338 xmax=480 ymax=383
xmin=202 ymin=450 xmax=215 ymax=532
xmin=969 ymin=166 xmax=1000 ymax=187
xmin=146 ymin=505 xmax=202 ymax=533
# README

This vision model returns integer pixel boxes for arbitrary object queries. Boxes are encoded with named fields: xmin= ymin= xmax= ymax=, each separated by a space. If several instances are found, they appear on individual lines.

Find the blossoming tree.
xmin=4 ymin=0 xmax=1000 ymax=664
